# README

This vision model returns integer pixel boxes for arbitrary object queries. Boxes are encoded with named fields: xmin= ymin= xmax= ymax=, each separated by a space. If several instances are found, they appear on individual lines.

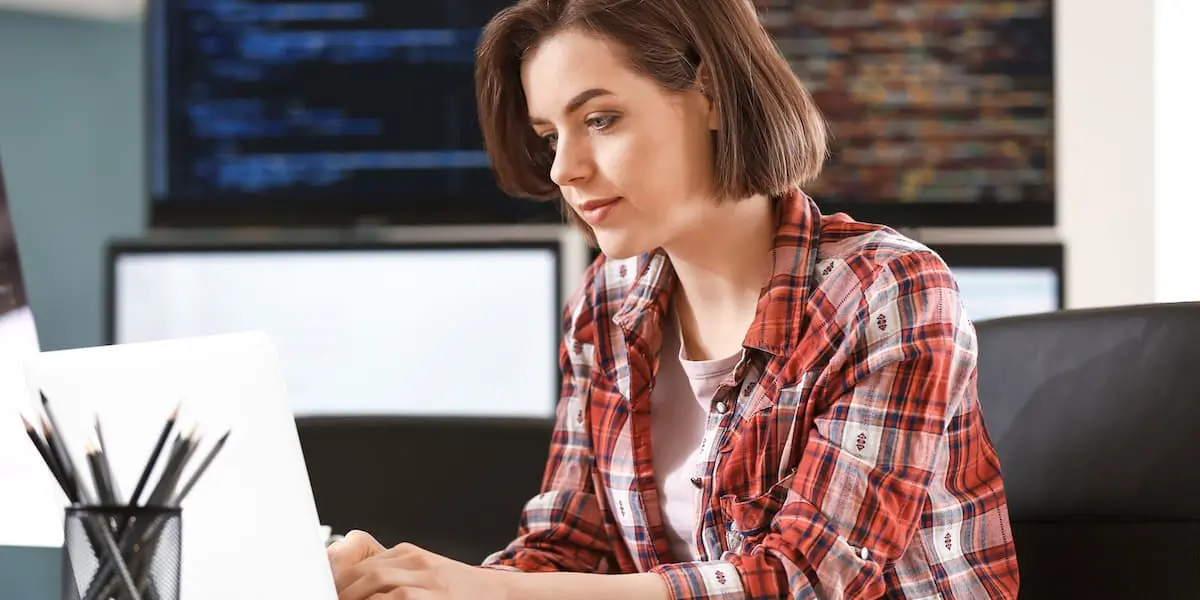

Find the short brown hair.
xmin=474 ymin=0 xmax=828 ymax=222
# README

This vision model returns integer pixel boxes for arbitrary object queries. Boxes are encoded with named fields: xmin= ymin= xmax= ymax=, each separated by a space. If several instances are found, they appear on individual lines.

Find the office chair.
xmin=296 ymin=416 xmax=554 ymax=565
xmin=975 ymin=302 xmax=1200 ymax=598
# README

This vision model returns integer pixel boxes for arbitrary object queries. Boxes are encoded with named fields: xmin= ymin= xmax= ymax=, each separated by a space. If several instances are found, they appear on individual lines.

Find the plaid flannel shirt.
xmin=484 ymin=191 xmax=1019 ymax=599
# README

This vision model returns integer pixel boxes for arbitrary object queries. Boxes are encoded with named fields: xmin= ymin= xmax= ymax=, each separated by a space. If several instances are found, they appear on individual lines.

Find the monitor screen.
xmin=756 ymin=0 xmax=1054 ymax=226
xmin=930 ymin=243 xmax=1063 ymax=322
xmin=950 ymin=266 xmax=1059 ymax=322
xmin=147 ymin=0 xmax=559 ymax=227
xmin=108 ymin=242 xmax=561 ymax=418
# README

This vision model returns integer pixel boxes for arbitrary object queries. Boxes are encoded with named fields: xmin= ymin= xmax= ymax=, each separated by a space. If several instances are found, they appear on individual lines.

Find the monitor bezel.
xmin=104 ymin=237 xmax=565 ymax=414
xmin=925 ymin=242 xmax=1066 ymax=311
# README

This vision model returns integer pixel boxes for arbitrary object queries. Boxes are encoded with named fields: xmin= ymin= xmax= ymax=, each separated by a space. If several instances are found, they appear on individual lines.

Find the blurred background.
xmin=0 ymin=0 xmax=1196 ymax=595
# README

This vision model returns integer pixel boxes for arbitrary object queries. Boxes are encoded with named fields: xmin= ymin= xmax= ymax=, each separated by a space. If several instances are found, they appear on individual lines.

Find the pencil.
xmin=20 ymin=414 xmax=70 ymax=498
xmin=84 ymin=441 xmax=116 ymax=506
xmin=40 ymin=416 xmax=79 ymax=503
xmin=144 ymin=424 xmax=195 ymax=509
xmin=93 ymin=416 xmax=123 ymax=504
xmin=39 ymin=390 xmax=92 ymax=504
xmin=173 ymin=429 xmax=230 ymax=504
xmin=128 ymin=402 xmax=179 ymax=507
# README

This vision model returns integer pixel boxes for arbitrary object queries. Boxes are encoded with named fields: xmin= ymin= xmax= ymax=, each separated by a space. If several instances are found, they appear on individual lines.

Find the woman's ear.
xmin=694 ymin=63 xmax=719 ymax=131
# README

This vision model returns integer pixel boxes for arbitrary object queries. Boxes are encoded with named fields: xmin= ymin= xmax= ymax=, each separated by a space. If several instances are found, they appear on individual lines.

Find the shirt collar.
xmin=611 ymin=189 xmax=823 ymax=357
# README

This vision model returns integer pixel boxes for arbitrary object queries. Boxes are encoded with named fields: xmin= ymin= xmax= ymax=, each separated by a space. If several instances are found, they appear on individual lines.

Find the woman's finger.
xmin=337 ymin=564 xmax=427 ymax=600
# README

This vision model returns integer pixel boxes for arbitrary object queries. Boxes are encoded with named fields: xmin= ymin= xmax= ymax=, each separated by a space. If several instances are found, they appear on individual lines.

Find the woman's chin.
xmin=593 ymin=235 xmax=656 ymax=261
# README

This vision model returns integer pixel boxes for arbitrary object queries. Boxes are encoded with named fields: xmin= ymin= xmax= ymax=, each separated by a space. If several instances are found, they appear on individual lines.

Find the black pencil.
xmin=84 ymin=441 xmax=114 ymax=506
xmin=93 ymin=416 xmax=123 ymax=504
xmin=39 ymin=390 xmax=91 ymax=504
xmin=173 ymin=429 xmax=230 ymax=504
xmin=128 ymin=403 xmax=179 ymax=507
xmin=144 ymin=425 xmax=195 ymax=508
xmin=40 ymin=416 xmax=79 ymax=503
xmin=20 ymin=414 xmax=70 ymax=498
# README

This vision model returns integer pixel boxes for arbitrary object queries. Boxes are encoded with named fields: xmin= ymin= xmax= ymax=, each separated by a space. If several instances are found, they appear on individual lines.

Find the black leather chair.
xmin=975 ymin=303 xmax=1200 ymax=598
xmin=296 ymin=416 xmax=554 ymax=565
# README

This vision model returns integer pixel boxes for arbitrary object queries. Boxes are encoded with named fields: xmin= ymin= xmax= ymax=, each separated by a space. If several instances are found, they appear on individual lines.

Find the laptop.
xmin=21 ymin=331 xmax=338 ymax=599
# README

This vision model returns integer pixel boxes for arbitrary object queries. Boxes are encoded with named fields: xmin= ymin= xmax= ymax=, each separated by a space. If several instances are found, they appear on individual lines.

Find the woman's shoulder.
xmin=810 ymin=215 xmax=963 ymax=319
xmin=815 ymin=214 xmax=954 ymax=282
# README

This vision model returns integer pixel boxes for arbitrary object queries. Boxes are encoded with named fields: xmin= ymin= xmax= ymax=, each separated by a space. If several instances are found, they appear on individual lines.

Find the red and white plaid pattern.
xmin=484 ymin=191 xmax=1019 ymax=599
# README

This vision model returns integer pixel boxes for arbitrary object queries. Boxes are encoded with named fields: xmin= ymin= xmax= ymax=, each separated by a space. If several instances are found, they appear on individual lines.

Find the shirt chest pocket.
xmin=721 ymin=371 xmax=818 ymax=496
xmin=718 ymin=472 xmax=796 ymax=552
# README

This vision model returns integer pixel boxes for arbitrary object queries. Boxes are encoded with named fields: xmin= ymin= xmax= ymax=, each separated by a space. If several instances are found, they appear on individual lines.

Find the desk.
xmin=0 ymin=545 xmax=59 ymax=600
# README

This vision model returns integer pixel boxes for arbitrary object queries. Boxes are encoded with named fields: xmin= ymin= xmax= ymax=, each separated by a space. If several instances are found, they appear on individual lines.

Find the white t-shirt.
xmin=649 ymin=317 xmax=740 ymax=562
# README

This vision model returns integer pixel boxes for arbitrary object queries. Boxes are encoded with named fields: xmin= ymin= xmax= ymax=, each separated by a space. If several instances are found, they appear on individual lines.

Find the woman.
xmin=327 ymin=0 xmax=1020 ymax=598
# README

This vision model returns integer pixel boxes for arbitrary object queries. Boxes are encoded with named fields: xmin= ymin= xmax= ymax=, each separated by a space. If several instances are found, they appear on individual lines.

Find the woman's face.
xmin=521 ymin=29 xmax=721 ymax=259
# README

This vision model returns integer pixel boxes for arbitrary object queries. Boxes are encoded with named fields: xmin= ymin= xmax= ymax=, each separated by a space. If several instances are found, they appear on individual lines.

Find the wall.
xmin=1153 ymin=0 xmax=1200 ymax=303
xmin=1055 ymin=0 xmax=1156 ymax=308
xmin=0 ymin=9 xmax=143 ymax=352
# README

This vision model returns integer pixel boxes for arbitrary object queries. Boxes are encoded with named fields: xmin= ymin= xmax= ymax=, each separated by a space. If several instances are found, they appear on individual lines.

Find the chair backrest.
xmin=975 ymin=303 xmax=1200 ymax=598
xmin=296 ymin=416 xmax=554 ymax=565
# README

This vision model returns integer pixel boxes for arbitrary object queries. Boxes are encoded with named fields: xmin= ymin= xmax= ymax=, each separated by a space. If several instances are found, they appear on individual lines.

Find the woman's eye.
xmin=587 ymin=115 xmax=617 ymax=130
xmin=541 ymin=132 xmax=558 ymax=151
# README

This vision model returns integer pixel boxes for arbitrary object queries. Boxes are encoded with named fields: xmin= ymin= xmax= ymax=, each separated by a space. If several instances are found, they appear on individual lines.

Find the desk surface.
xmin=0 ymin=545 xmax=59 ymax=600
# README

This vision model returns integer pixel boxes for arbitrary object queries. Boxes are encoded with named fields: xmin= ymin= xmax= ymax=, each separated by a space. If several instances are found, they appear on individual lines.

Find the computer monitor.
xmin=146 ymin=0 xmax=560 ymax=228
xmin=929 ymin=243 xmax=1064 ymax=322
xmin=756 ymin=1 xmax=1054 ymax=227
xmin=107 ymin=240 xmax=561 ymax=418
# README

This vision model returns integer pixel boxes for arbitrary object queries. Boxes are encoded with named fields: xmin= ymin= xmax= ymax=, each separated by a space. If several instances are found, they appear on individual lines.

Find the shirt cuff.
xmin=478 ymin=563 xmax=522 ymax=572
xmin=650 ymin=560 xmax=746 ymax=600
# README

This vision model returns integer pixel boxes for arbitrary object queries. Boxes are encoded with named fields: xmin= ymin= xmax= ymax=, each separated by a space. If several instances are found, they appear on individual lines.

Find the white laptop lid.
xmin=16 ymin=331 xmax=336 ymax=600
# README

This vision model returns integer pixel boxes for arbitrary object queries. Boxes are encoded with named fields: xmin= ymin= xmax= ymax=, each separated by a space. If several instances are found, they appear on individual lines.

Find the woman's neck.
xmin=665 ymin=195 xmax=776 ymax=361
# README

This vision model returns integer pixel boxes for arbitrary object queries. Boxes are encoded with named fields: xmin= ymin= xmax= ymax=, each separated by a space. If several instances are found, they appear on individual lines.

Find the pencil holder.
xmin=61 ymin=505 xmax=182 ymax=600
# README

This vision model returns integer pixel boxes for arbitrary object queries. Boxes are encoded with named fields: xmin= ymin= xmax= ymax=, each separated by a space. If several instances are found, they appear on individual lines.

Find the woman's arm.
xmin=500 ymin=571 xmax=668 ymax=600
xmin=481 ymin=277 xmax=616 ymax=574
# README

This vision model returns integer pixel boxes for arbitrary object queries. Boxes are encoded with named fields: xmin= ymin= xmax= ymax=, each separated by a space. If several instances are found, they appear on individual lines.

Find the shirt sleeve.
xmin=481 ymin=276 xmax=615 ymax=574
xmin=650 ymin=250 xmax=1016 ymax=599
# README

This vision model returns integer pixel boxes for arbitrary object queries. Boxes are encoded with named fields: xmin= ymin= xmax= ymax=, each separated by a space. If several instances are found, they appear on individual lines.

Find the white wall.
xmin=1056 ymin=0 xmax=1156 ymax=308
xmin=1153 ymin=0 xmax=1200 ymax=303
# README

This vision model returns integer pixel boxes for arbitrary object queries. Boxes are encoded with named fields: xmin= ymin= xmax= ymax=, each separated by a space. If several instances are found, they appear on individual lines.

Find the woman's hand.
xmin=328 ymin=532 xmax=508 ymax=600
xmin=327 ymin=530 xmax=386 ymax=579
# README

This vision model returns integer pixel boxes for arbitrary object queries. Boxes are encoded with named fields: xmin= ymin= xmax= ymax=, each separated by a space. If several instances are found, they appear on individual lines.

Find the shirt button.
xmin=859 ymin=547 xmax=870 ymax=560
xmin=714 ymin=401 xmax=728 ymax=414
xmin=690 ymin=477 xmax=703 ymax=488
